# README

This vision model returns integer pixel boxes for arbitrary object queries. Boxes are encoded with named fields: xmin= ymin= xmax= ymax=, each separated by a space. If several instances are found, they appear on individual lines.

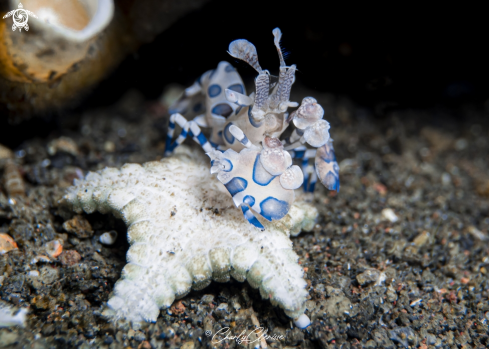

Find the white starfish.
xmin=64 ymin=147 xmax=317 ymax=328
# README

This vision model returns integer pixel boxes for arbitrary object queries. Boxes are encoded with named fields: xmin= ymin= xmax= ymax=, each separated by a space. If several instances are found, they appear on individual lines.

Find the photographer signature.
xmin=206 ymin=327 xmax=284 ymax=345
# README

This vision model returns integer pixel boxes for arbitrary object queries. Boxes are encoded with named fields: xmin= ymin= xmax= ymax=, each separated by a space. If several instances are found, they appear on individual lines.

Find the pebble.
xmin=214 ymin=303 xmax=230 ymax=319
xmin=181 ymin=341 xmax=195 ymax=349
xmin=39 ymin=266 xmax=59 ymax=285
xmin=356 ymin=268 xmax=386 ymax=286
xmin=59 ymin=250 xmax=82 ymax=267
xmin=201 ymin=295 xmax=214 ymax=304
xmin=441 ymin=172 xmax=451 ymax=185
xmin=0 ymin=302 xmax=27 ymax=328
xmin=389 ymin=326 xmax=415 ymax=348
xmin=30 ymin=255 xmax=51 ymax=264
xmin=381 ymin=208 xmax=398 ymax=222
xmin=293 ymin=314 xmax=311 ymax=329
xmin=99 ymin=231 xmax=117 ymax=245
xmin=413 ymin=231 xmax=430 ymax=247
xmin=467 ymin=225 xmax=487 ymax=241
xmin=63 ymin=215 xmax=94 ymax=238
xmin=0 ymin=144 xmax=13 ymax=160
xmin=103 ymin=141 xmax=115 ymax=153
xmin=47 ymin=137 xmax=79 ymax=157
xmin=0 ymin=329 xmax=19 ymax=347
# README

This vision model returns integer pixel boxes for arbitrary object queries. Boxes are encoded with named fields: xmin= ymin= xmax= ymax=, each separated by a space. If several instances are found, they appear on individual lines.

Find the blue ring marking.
xmin=223 ymin=123 xmax=235 ymax=144
xmin=248 ymin=107 xmax=263 ymax=128
xmin=227 ymin=84 xmax=244 ymax=94
xmin=241 ymin=135 xmax=249 ymax=145
xmin=169 ymin=123 xmax=175 ymax=130
xmin=222 ymin=158 xmax=233 ymax=172
xmin=259 ymin=197 xmax=290 ymax=221
xmin=210 ymin=141 xmax=219 ymax=148
xmin=225 ymin=65 xmax=236 ymax=72
xmin=197 ymin=132 xmax=207 ymax=145
xmin=241 ymin=206 xmax=264 ymax=230
xmin=296 ymin=129 xmax=304 ymax=136
xmin=209 ymin=69 xmax=216 ymax=79
xmin=235 ymin=106 xmax=243 ymax=115
xmin=252 ymin=154 xmax=276 ymax=186
xmin=224 ymin=177 xmax=247 ymax=196
xmin=243 ymin=195 xmax=255 ymax=207
xmin=212 ymin=103 xmax=233 ymax=117
xmin=208 ymin=84 xmax=222 ymax=98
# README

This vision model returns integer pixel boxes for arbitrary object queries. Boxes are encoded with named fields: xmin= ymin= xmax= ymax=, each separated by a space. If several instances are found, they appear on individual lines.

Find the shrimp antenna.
xmin=273 ymin=28 xmax=286 ymax=67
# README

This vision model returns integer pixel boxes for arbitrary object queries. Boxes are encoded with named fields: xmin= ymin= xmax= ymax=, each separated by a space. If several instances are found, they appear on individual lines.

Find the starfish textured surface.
xmin=64 ymin=147 xmax=317 ymax=323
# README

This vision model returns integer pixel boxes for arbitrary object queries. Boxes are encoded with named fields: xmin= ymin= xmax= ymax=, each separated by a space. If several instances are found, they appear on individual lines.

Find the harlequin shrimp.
xmin=165 ymin=28 xmax=340 ymax=230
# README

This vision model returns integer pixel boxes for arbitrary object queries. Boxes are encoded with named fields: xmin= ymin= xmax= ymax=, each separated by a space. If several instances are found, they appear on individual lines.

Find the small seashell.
xmin=0 ymin=233 xmax=18 ymax=255
xmin=2 ymin=160 xmax=25 ymax=198
xmin=99 ymin=230 xmax=118 ymax=245
xmin=44 ymin=240 xmax=63 ymax=258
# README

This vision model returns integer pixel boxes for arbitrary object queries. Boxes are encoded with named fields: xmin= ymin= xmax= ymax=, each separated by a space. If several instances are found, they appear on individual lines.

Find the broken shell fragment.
xmin=303 ymin=120 xmax=331 ymax=147
xmin=0 ymin=233 xmax=18 ymax=254
xmin=44 ymin=239 xmax=63 ymax=258
xmin=1 ymin=0 xmax=115 ymax=83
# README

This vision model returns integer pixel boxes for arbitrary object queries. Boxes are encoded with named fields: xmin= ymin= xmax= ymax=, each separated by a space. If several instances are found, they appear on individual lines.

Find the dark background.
xmin=1 ymin=1 xmax=488 ymax=147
